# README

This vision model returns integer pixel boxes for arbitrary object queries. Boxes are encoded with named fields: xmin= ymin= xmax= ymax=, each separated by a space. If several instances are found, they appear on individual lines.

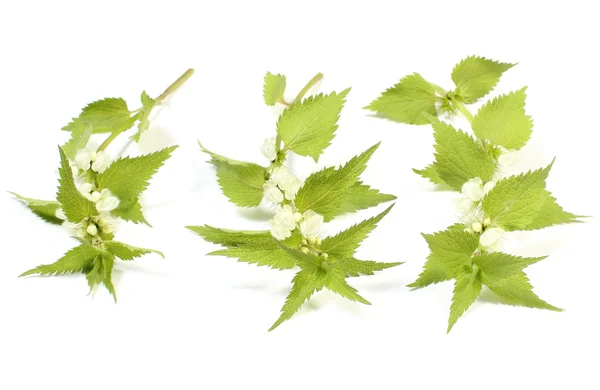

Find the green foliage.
xmin=133 ymin=91 xmax=156 ymax=141
xmin=295 ymin=143 xmax=381 ymax=221
xmin=474 ymin=252 xmax=546 ymax=283
xmin=11 ymin=193 xmax=63 ymax=224
xmin=339 ymin=182 xmax=397 ymax=214
xmin=522 ymin=192 xmax=582 ymax=230
xmin=365 ymin=73 xmax=439 ymax=124
xmin=63 ymin=97 xmax=133 ymax=134
xmin=97 ymin=146 xmax=177 ymax=223
xmin=263 ymin=72 xmax=287 ymax=106
xmin=451 ymin=56 xmax=515 ymax=103
xmin=104 ymin=241 xmax=164 ymax=261
xmin=321 ymin=205 xmax=393 ymax=258
xmin=276 ymin=88 xmax=350 ymax=161
xmin=56 ymin=146 xmax=98 ymax=223
xmin=215 ymin=160 xmax=267 ymax=207
xmin=482 ymin=162 xmax=552 ymax=231
xmin=484 ymin=272 xmax=562 ymax=311
xmin=447 ymin=268 xmax=482 ymax=332
xmin=336 ymin=258 xmax=403 ymax=277
xmin=20 ymin=243 xmax=103 ymax=277
xmin=62 ymin=118 xmax=93 ymax=160
xmin=421 ymin=230 xmax=479 ymax=278
xmin=425 ymin=121 xmax=496 ymax=190
xmin=472 ymin=88 xmax=533 ymax=150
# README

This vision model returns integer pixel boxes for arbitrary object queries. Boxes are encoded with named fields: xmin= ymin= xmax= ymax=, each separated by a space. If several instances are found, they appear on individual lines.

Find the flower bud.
xmin=86 ymin=224 xmax=98 ymax=236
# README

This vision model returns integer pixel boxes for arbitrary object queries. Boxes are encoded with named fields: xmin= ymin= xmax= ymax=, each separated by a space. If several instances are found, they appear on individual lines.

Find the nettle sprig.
xmin=188 ymin=72 xmax=399 ymax=330
xmin=12 ymin=69 xmax=194 ymax=301
xmin=367 ymin=56 xmax=583 ymax=332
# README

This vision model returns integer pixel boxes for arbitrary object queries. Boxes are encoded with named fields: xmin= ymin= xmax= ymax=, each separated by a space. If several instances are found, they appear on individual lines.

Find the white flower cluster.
xmin=55 ymin=148 xmax=121 ymax=242
xmin=261 ymin=137 xmax=277 ymax=161
xmin=75 ymin=148 xmax=111 ymax=174
xmin=262 ymin=164 xmax=325 ymax=246
xmin=455 ymin=177 xmax=504 ymax=252
xmin=263 ymin=166 xmax=302 ymax=203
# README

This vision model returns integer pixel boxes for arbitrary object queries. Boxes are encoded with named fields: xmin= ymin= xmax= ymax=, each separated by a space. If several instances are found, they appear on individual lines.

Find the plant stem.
xmin=429 ymin=82 xmax=447 ymax=96
xmin=292 ymin=72 xmax=324 ymax=104
xmin=155 ymin=68 xmax=195 ymax=104
xmin=97 ymin=69 xmax=194 ymax=153
xmin=451 ymin=98 xmax=474 ymax=124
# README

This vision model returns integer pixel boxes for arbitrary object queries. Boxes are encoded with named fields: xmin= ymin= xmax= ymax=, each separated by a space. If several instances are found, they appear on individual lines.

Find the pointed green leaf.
xmin=96 ymin=146 xmax=177 ymax=222
xmin=214 ymin=159 xmax=267 ymax=207
xmin=422 ymin=230 xmax=479 ymax=277
xmin=277 ymin=88 xmax=350 ymax=161
xmin=63 ymin=97 xmax=133 ymax=134
xmin=269 ymin=268 xmax=327 ymax=331
xmin=57 ymin=146 xmax=99 ymax=223
xmin=295 ymin=143 xmax=379 ymax=220
xmin=104 ymin=241 xmax=164 ymax=261
xmin=325 ymin=271 xmax=371 ymax=305
xmin=451 ymin=56 xmax=515 ymax=103
xmin=413 ymin=164 xmax=445 ymax=186
xmin=321 ymin=204 xmax=394 ymax=258
xmin=11 ymin=192 xmax=63 ymax=225
xmin=475 ymin=252 xmax=546 ymax=284
xmin=482 ymin=162 xmax=553 ymax=231
xmin=408 ymin=254 xmax=452 ymax=288
xmin=430 ymin=121 xmax=496 ymax=191
xmin=336 ymin=258 xmax=402 ymax=277
xmin=263 ymin=72 xmax=287 ymax=106
xmin=339 ymin=182 xmax=397 ymax=214
xmin=187 ymin=225 xmax=272 ymax=246
xmin=522 ymin=191 xmax=582 ymax=230
xmin=198 ymin=141 xmax=248 ymax=166
xmin=472 ymin=88 xmax=533 ymax=150
xmin=209 ymin=241 xmax=299 ymax=270
xmin=101 ymin=253 xmax=117 ymax=302
xmin=20 ymin=244 xmax=102 ymax=277
xmin=484 ymin=271 xmax=562 ymax=312
xmin=365 ymin=73 xmax=438 ymax=125
xmin=447 ymin=269 xmax=482 ymax=332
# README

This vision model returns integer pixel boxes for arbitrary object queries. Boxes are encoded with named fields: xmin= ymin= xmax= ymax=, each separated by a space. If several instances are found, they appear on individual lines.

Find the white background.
xmin=1 ymin=1 xmax=598 ymax=389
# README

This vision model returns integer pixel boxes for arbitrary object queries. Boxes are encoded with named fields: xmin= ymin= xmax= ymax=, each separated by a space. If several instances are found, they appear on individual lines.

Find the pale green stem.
xmin=292 ymin=72 xmax=324 ymax=104
xmin=451 ymin=98 xmax=474 ymax=124
xmin=428 ymin=82 xmax=447 ymax=96
xmin=155 ymin=68 xmax=195 ymax=104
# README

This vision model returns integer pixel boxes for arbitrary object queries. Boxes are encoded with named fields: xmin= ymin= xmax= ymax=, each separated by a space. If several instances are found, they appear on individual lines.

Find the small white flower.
xmin=86 ymin=223 xmax=98 ymax=236
xmin=63 ymin=220 xmax=81 ymax=237
xmin=270 ymin=222 xmax=292 ymax=240
xmin=79 ymin=182 xmax=94 ymax=195
xmin=90 ymin=191 xmax=103 ymax=203
xmin=461 ymin=177 xmax=484 ymax=202
xmin=480 ymin=227 xmax=505 ymax=252
xmin=75 ymin=149 xmax=92 ymax=171
xmin=55 ymin=208 xmax=66 ymax=220
xmin=472 ymin=222 xmax=483 ymax=233
xmin=294 ymin=212 xmax=303 ymax=223
xmin=498 ymin=150 xmax=518 ymax=167
xmin=483 ymin=218 xmax=491 ymax=227
xmin=454 ymin=196 xmax=475 ymax=219
xmin=77 ymin=227 xmax=88 ymax=239
xmin=269 ymin=205 xmax=296 ymax=240
xmin=261 ymin=137 xmax=277 ymax=161
xmin=263 ymin=181 xmax=284 ymax=203
xmin=95 ymin=188 xmax=120 ymax=212
xmin=270 ymin=166 xmax=303 ymax=201
xmin=91 ymin=151 xmax=111 ymax=173
xmin=300 ymin=210 xmax=323 ymax=239
xmin=283 ymin=178 xmax=302 ymax=201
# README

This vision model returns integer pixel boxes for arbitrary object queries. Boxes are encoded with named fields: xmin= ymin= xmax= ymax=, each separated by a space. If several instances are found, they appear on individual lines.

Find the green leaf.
xmin=421 ymin=230 xmax=479 ymax=277
xmin=62 ymin=118 xmax=92 ymax=160
xmin=63 ymin=97 xmax=133 ymax=134
xmin=295 ymin=143 xmax=379 ymax=221
xmin=214 ymin=160 xmax=267 ymax=207
xmin=263 ymin=72 xmax=287 ymax=106
xmin=430 ymin=121 xmax=496 ymax=191
xmin=325 ymin=270 xmax=371 ymax=305
xmin=85 ymin=256 xmax=103 ymax=291
xmin=96 ymin=146 xmax=177 ymax=222
xmin=475 ymin=252 xmax=546 ymax=284
xmin=484 ymin=271 xmax=562 ymax=312
xmin=407 ymin=254 xmax=452 ymax=288
xmin=104 ymin=241 xmax=164 ymax=261
xmin=198 ymin=141 xmax=248 ymax=166
xmin=339 ymin=182 xmax=397 ymax=214
xmin=413 ymin=164 xmax=445 ymax=186
xmin=20 ymin=244 xmax=102 ymax=277
xmin=111 ymin=199 xmax=149 ymax=225
xmin=56 ymin=146 xmax=99 ymax=223
xmin=321 ymin=204 xmax=394 ymax=258
xmin=472 ymin=88 xmax=533 ymax=150
xmin=269 ymin=268 xmax=327 ymax=331
xmin=336 ymin=258 xmax=403 ymax=277
xmin=522 ymin=191 xmax=582 ymax=230
xmin=11 ymin=192 xmax=63 ymax=224
xmin=277 ymin=88 xmax=350 ymax=162
xmin=133 ymin=91 xmax=156 ymax=141
xmin=365 ymin=73 xmax=438 ymax=125
xmin=447 ymin=268 xmax=482 ymax=332
xmin=187 ymin=225 xmax=272 ymax=246
xmin=102 ymin=253 xmax=117 ymax=302
xmin=482 ymin=162 xmax=552 ymax=231
xmin=451 ymin=56 xmax=515 ymax=103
